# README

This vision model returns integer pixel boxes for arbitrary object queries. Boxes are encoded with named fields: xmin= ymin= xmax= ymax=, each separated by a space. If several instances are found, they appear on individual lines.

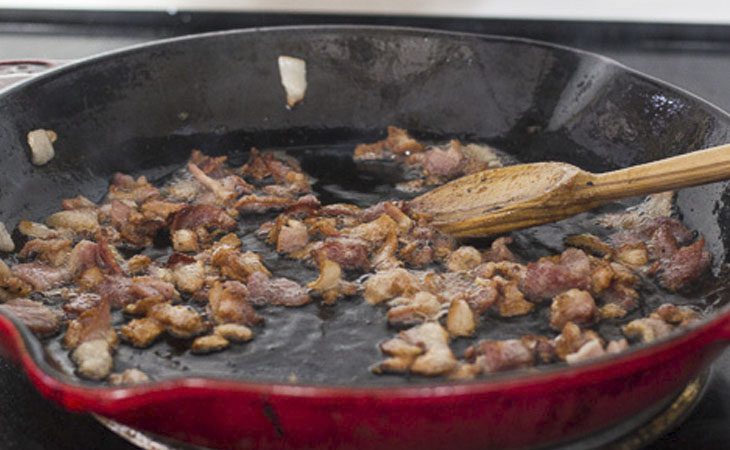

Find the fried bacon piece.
xmin=95 ymin=275 xmax=177 ymax=309
xmin=208 ymin=281 xmax=263 ymax=326
xmin=212 ymin=247 xmax=271 ymax=282
xmin=275 ymin=219 xmax=309 ymax=254
xmin=150 ymin=303 xmax=207 ymax=338
xmin=623 ymin=318 xmax=674 ymax=343
xmin=363 ymin=268 xmax=421 ymax=304
xmin=307 ymin=258 xmax=356 ymax=304
xmin=465 ymin=339 xmax=535 ymax=373
xmin=191 ymin=334 xmax=230 ymax=354
xmin=553 ymin=322 xmax=602 ymax=361
xmin=46 ymin=209 xmax=100 ymax=235
xmin=657 ymin=238 xmax=711 ymax=292
xmin=549 ymin=289 xmax=597 ymax=330
xmin=482 ymin=237 xmax=518 ymax=263
xmin=108 ymin=173 xmax=160 ymax=204
xmin=64 ymin=298 xmax=117 ymax=380
xmin=248 ymin=271 xmax=311 ymax=307
xmin=520 ymin=248 xmax=591 ymax=302
xmin=170 ymin=204 xmax=236 ymax=233
xmin=109 ymin=368 xmax=150 ymax=385
xmin=446 ymin=246 xmax=482 ymax=272
xmin=11 ymin=263 xmax=70 ymax=292
xmin=19 ymin=238 xmax=72 ymax=267
xmin=651 ymin=304 xmax=701 ymax=326
xmin=62 ymin=293 xmax=101 ymax=319
xmin=314 ymin=237 xmax=371 ymax=271
xmin=386 ymin=291 xmax=443 ymax=327
xmin=0 ymin=298 xmax=61 ymax=337
xmin=423 ymin=140 xmax=465 ymax=179
xmin=494 ymin=278 xmax=534 ymax=317
xmin=120 ymin=317 xmax=165 ymax=348
xmin=374 ymin=322 xmax=456 ymax=376
xmin=446 ymin=298 xmax=476 ymax=337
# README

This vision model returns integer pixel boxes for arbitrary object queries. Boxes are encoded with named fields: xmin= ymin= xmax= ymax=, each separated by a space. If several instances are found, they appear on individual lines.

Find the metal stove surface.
xmin=1 ymin=12 xmax=730 ymax=449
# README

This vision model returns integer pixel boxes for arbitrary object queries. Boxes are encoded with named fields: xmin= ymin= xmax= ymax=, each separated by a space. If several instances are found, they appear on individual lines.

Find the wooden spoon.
xmin=409 ymin=143 xmax=730 ymax=238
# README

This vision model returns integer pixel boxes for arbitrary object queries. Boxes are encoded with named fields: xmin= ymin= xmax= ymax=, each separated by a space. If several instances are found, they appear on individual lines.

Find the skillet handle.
xmin=0 ymin=60 xmax=68 ymax=90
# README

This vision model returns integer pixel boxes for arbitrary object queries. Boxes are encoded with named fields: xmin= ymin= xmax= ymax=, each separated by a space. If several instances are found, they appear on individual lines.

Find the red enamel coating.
xmin=0 ymin=307 xmax=729 ymax=449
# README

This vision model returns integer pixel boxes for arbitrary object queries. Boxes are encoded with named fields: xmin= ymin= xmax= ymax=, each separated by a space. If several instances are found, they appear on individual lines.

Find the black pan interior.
xmin=1 ymin=26 xmax=730 ymax=387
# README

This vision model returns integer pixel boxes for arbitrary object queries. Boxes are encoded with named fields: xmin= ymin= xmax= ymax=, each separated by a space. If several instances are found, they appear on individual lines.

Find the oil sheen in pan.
xmin=38 ymin=143 xmax=713 ymax=386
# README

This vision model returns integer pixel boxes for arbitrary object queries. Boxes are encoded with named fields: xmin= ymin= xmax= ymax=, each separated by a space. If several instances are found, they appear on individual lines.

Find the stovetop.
xmin=1 ymin=10 xmax=730 ymax=449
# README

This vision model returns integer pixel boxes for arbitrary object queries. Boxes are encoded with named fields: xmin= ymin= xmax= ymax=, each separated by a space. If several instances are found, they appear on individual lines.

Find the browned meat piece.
xmin=495 ymin=280 xmax=534 ymax=317
xmin=171 ymin=229 xmax=199 ymax=252
xmin=64 ymin=297 xmax=117 ymax=380
xmin=371 ymin=229 xmax=401 ymax=271
xmin=191 ymin=334 xmax=230 ymax=354
xmin=234 ymin=194 xmax=294 ymax=213
xmin=62 ymin=293 xmax=101 ymax=318
xmin=549 ymin=289 xmax=597 ymax=330
xmin=589 ymin=261 xmax=614 ymax=294
xmin=189 ymin=149 xmax=229 ymax=178
xmin=188 ymin=162 xmax=237 ymax=203
xmin=123 ymin=295 xmax=168 ymax=316
xmin=95 ymin=275 xmax=177 ymax=309
xmin=465 ymin=278 xmax=500 ymax=314
xmin=374 ymin=322 xmax=456 ymax=376
xmin=554 ymin=322 xmax=603 ymax=361
xmin=108 ymin=368 xmax=150 ymax=385
xmin=423 ymin=140 xmax=465 ymax=179
xmin=657 ymin=238 xmax=711 ymax=292
xmin=314 ymin=237 xmax=371 ymax=271
xmin=651 ymin=304 xmax=701 ymax=326
xmin=648 ymin=222 xmax=679 ymax=261
xmin=61 ymin=195 xmax=96 ymax=210
xmin=46 ymin=209 xmax=99 ymax=234
xmin=127 ymin=254 xmax=152 ymax=275
xmin=386 ymin=291 xmax=443 ymax=327
xmin=276 ymin=219 xmax=309 ymax=254
xmin=623 ymin=318 xmax=673 ymax=343
xmin=520 ymin=248 xmax=591 ymax=301
xmin=564 ymin=234 xmax=614 ymax=258
xmin=446 ymin=246 xmax=482 ymax=272
xmin=598 ymin=283 xmax=639 ymax=311
xmin=616 ymin=242 xmax=649 ymax=267
xmin=12 ymin=263 xmax=71 ymax=291
xmin=345 ymin=214 xmax=398 ymax=244
xmin=108 ymin=173 xmax=159 ymax=204
xmin=212 ymin=247 xmax=271 ymax=282
xmin=19 ymin=238 xmax=72 ymax=267
xmin=520 ymin=335 xmax=556 ymax=364
xmin=482 ymin=237 xmax=518 ymax=263
xmin=214 ymin=323 xmax=254 ymax=342
xmin=362 ymin=268 xmax=421 ymax=304
xmin=307 ymin=258 xmax=356 ymax=304
xmin=446 ymin=298 xmax=476 ymax=337
xmin=170 ymin=204 xmax=236 ymax=232
xmin=353 ymin=140 xmax=386 ymax=161
xmin=466 ymin=339 xmax=534 ymax=373
xmin=565 ymin=339 xmax=606 ymax=364
xmin=149 ymin=303 xmax=207 ymax=338
xmin=0 ymin=298 xmax=61 ymax=337
xmin=17 ymin=220 xmax=67 ymax=240
xmin=139 ymin=200 xmax=186 ymax=222
xmin=599 ymin=303 xmax=628 ymax=320
xmin=248 ymin=271 xmax=311 ymax=307
xmin=384 ymin=126 xmax=424 ymax=155
xmin=208 ymin=281 xmax=262 ymax=326
xmin=120 ymin=317 xmax=165 ymax=348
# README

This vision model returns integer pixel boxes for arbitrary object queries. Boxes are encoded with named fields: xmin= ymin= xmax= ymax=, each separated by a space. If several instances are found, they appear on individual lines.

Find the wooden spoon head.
xmin=409 ymin=162 xmax=594 ymax=237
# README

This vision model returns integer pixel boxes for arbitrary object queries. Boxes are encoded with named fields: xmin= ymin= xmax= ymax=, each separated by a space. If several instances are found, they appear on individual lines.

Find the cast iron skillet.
xmin=1 ymin=26 xmax=730 ymax=450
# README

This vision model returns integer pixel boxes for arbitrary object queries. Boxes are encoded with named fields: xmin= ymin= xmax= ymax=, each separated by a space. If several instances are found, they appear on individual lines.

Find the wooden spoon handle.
xmin=579 ymin=143 xmax=730 ymax=202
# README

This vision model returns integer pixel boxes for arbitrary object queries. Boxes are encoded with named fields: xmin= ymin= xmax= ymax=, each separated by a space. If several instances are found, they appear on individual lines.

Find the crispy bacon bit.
xmin=127 ymin=254 xmax=152 ymax=275
xmin=212 ymin=247 xmax=271 ymax=282
xmin=482 ymin=237 xmax=518 ymax=263
xmin=188 ymin=162 xmax=236 ymax=202
xmin=17 ymin=220 xmax=64 ymax=240
xmin=554 ymin=322 xmax=602 ymax=361
xmin=172 ymin=261 xmax=205 ymax=294
xmin=446 ymin=298 xmax=475 ymax=337
xmin=12 ymin=263 xmax=70 ymax=291
xmin=95 ymin=275 xmax=177 ymax=309
xmin=208 ymin=281 xmax=262 ymax=325
xmin=387 ymin=291 xmax=442 ymax=327
xmin=234 ymin=195 xmax=293 ymax=213
xmin=170 ymin=204 xmax=236 ymax=232
xmin=606 ymin=339 xmax=629 ymax=354
xmin=363 ymin=269 xmax=420 ymax=304
xmin=307 ymin=258 xmax=356 ymax=304
xmin=520 ymin=248 xmax=591 ymax=302
xmin=64 ymin=298 xmax=116 ymax=380
xmin=109 ymin=368 xmax=150 ymax=385
xmin=71 ymin=339 xmax=114 ymax=380
xmin=214 ymin=323 xmax=253 ymax=342
xmin=276 ymin=219 xmax=309 ymax=254
xmin=108 ymin=174 xmax=159 ymax=204
xmin=172 ymin=229 xmax=199 ymax=253
xmin=0 ymin=298 xmax=61 ymax=337
xmin=385 ymin=126 xmax=424 ymax=155
xmin=315 ymin=237 xmax=371 ymax=271
xmin=623 ymin=318 xmax=673 ymax=343
xmin=248 ymin=271 xmax=311 ymax=307
xmin=46 ymin=209 xmax=99 ymax=234
xmin=62 ymin=293 xmax=101 ymax=319
xmin=496 ymin=280 xmax=534 ymax=317
xmin=0 ymin=222 xmax=14 ymax=253
xmin=549 ymin=289 xmax=597 ymax=330
xmin=658 ymin=238 xmax=711 ymax=292
xmin=374 ymin=322 xmax=456 ymax=376
xmin=423 ymin=140 xmax=465 ymax=179
xmin=150 ymin=303 xmax=207 ymax=338
xmin=446 ymin=246 xmax=482 ymax=272
xmin=19 ymin=238 xmax=72 ymax=267
xmin=120 ymin=317 xmax=165 ymax=348
xmin=466 ymin=339 xmax=534 ymax=373
xmin=191 ymin=334 xmax=230 ymax=354
xmin=616 ymin=243 xmax=649 ymax=267
xmin=599 ymin=303 xmax=627 ymax=320
xmin=565 ymin=339 xmax=606 ymax=364
xmin=651 ymin=304 xmax=701 ymax=326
